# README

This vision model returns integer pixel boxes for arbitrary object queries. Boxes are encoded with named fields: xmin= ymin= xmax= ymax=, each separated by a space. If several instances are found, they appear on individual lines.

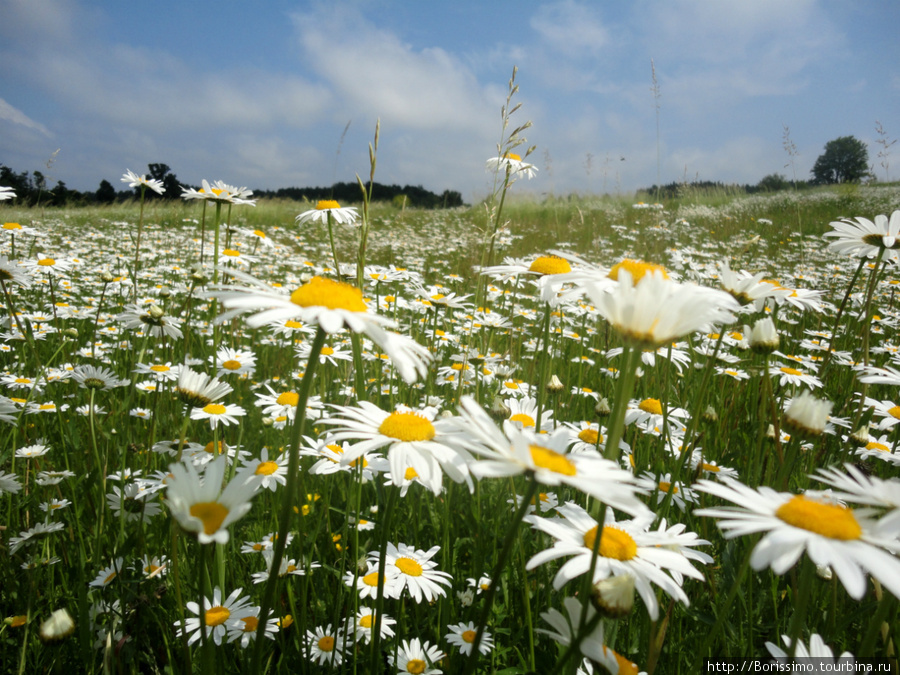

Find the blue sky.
xmin=1 ymin=0 xmax=898 ymax=200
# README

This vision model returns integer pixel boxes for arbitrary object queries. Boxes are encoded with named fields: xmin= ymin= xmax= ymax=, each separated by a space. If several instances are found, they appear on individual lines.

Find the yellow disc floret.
xmin=775 ymin=495 xmax=862 ymax=540
xmin=290 ymin=276 xmax=367 ymax=312
xmin=378 ymin=411 xmax=436 ymax=442
xmin=583 ymin=526 xmax=638 ymax=560
xmin=528 ymin=255 xmax=572 ymax=275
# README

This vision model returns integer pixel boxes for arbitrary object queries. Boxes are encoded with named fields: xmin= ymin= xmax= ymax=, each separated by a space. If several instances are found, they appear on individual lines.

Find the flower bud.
xmin=749 ymin=317 xmax=779 ymax=354
xmin=99 ymin=270 xmax=115 ymax=283
xmin=591 ymin=574 xmax=635 ymax=619
xmin=702 ymin=405 xmax=718 ymax=423
xmin=547 ymin=374 xmax=564 ymax=394
xmin=489 ymin=397 xmax=511 ymax=421
xmin=594 ymin=397 xmax=611 ymax=418
xmin=147 ymin=304 xmax=165 ymax=320
xmin=849 ymin=425 xmax=870 ymax=447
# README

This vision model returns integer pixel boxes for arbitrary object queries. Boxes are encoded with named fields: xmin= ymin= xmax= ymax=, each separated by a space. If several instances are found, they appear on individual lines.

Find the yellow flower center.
xmin=608 ymin=259 xmax=668 ymax=283
xmin=252 ymin=229 xmax=267 ymax=238
xmin=379 ymin=411 xmax=436 ymax=442
xmin=240 ymin=616 xmax=258 ymax=632
xmin=285 ymin=319 xmax=302 ymax=329
xmin=317 ymin=635 xmax=335 ymax=652
xmin=406 ymin=659 xmax=427 ymax=674
xmin=583 ymin=526 xmax=638 ymax=560
xmin=205 ymin=606 xmax=231 ymax=627
xmin=404 ymin=467 xmax=419 ymax=480
xmin=505 ymin=153 xmax=521 ymax=161
xmin=462 ymin=629 xmax=477 ymax=643
xmin=189 ymin=501 xmax=229 ymax=535
xmin=3 ymin=222 xmax=22 ymax=230
xmin=276 ymin=392 xmax=299 ymax=406
xmin=527 ymin=255 xmax=572 ymax=275
xmin=639 ymin=398 xmax=663 ymax=415
xmin=290 ymin=276 xmax=366 ymax=312
xmin=104 ymin=572 xmax=117 ymax=584
xmin=889 ymin=406 xmax=900 ymax=420
xmin=610 ymin=649 xmax=640 ymax=675
xmin=204 ymin=441 xmax=225 ymax=455
xmin=701 ymin=463 xmax=721 ymax=473
xmin=362 ymin=572 xmax=382 ymax=587
xmin=529 ymin=445 xmax=577 ymax=476
xmin=38 ymin=258 xmax=56 ymax=267
xmin=222 ymin=359 xmax=242 ymax=371
xmin=395 ymin=556 xmax=423 ymax=577
xmin=316 ymin=200 xmax=341 ymax=210
xmin=780 ymin=366 xmax=803 ymax=376
xmin=578 ymin=429 xmax=600 ymax=444
xmin=203 ymin=403 xmax=227 ymax=415
xmin=256 ymin=461 xmax=279 ymax=476
xmin=509 ymin=413 xmax=535 ymax=427
xmin=359 ymin=614 xmax=374 ymax=628
xmin=775 ymin=495 xmax=862 ymax=540
xmin=321 ymin=346 xmax=335 ymax=356
xmin=150 ymin=364 xmax=170 ymax=372
xmin=658 ymin=481 xmax=679 ymax=494
xmin=866 ymin=441 xmax=890 ymax=452
xmin=222 ymin=249 xmax=240 ymax=257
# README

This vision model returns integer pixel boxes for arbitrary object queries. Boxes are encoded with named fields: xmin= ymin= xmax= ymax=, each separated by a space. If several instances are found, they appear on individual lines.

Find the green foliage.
xmin=811 ymin=135 xmax=870 ymax=185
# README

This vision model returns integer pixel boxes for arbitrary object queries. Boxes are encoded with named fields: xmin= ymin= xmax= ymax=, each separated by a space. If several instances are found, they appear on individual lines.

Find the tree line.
xmin=0 ymin=162 xmax=464 ymax=209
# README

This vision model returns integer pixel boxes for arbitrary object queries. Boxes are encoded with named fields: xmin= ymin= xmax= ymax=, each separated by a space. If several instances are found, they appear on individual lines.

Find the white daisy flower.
xmin=296 ymin=200 xmax=359 ymax=226
xmin=695 ymin=477 xmax=900 ymax=600
xmin=526 ymin=502 xmax=708 ymax=620
xmin=446 ymin=621 xmax=493 ymax=656
xmin=372 ymin=542 xmax=452 ymax=604
xmin=165 ymin=455 xmax=261 ymax=545
xmin=388 ymin=637 xmax=445 ymax=675
xmin=486 ymin=152 xmax=537 ymax=179
xmin=190 ymin=401 xmax=246 ymax=429
xmin=121 ymin=169 xmax=165 ymax=195
xmin=178 ymin=587 xmax=253 ymax=646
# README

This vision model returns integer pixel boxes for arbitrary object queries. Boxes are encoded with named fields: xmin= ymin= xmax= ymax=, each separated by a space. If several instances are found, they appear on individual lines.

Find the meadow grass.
xmin=0 ymin=182 xmax=898 ymax=674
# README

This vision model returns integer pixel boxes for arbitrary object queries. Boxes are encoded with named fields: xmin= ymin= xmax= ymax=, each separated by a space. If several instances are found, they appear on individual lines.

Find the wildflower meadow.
xmin=2 ymin=76 xmax=900 ymax=674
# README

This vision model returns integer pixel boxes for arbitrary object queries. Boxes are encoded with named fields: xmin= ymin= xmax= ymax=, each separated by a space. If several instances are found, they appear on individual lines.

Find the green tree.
xmin=96 ymin=179 xmax=116 ymax=204
xmin=756 ymin=173 xmax=790 ymax=192
xmin=811 ymin=136 xmax=870 ymax=184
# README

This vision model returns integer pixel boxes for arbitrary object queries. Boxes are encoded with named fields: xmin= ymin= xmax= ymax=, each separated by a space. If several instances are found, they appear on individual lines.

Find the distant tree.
xmin=147 ymin=163 xmax=181 ymax=199
xmin=50 ymin=180 xmax=69 ymax=206
xmin=811 ymin=136 xmax=870 ymax=184
xmin=757 ymin=173 xmax=791 ymax=192
xmin=441 ymin=190 xmax=464 ymax=208
xmin=96 ymin=179 xmax=116 ymax=204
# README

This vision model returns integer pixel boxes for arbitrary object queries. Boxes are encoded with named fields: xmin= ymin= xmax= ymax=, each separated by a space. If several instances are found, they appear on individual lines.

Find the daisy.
xmin=35 ymin=470 xmax=74 ymax=487
xmin=480 ymin=254 xmax=575 ymax=305
xmin=303 ymin=439 xmax=383 ymax=480
xmin=824 ymin=210 xmax=900 ymax=260
xmin=0 ymin=471 xmax=22 ymax=495
xmin=855 ymin=363 xmax=900 ymax=387
xmin=347 ymin=606 xmax=397 ymax=644
xmin=538 ymin=596 xmax=640 ymax=674
xmin=0 ymin=255 xmax=31 ymax=288
xmin=296 ymin=340 xmax=353 ymax=367
xmin=486 ymin=152 xmax=537 ymax=179
xmin=178 ymin=587 xmax=253 ymax=646
xmin=208 ymin=271 xmax=430 ymax=383
xmin=344 ymin=561 xmax=402 ymax=601
xmin=39 ymin=498 xmax=72 ymax=514
xmin=238 ymin=227 xmax=275 ymax=249
xmin=446 ymin=621 xmax=493 ymax=656
xmin=769 ymin=364 xmax=823 ymax=390
xmin=718 ymin=261 xmax=789 ymax=307
xmin=218 ymin=247 xmax=258 ymax=267
xmin=251 ymin=550 xmax=319 ymax=584
xmin=373 ymin=542 xmax=452 ymax=603
xmin=182 ymin=179 xmax=255 ymax=206
xmin=306 ymin=624 xmax=345 ymax=666
xmin=212 ymin=346 xmax=257 ymax=378
xmin=582 ymin=269 xmax=739 ymax=350
xmin=135 ymin=555 xmax=169 ymax=578
xmin=117 ymin=304 xmax=184 ymax=340
xmin=0 ymin=186 xmax=16 ymax=201
xmin=766 ymin=633 xmax=853 ymax=660
xmin=15 ymin=442 xmax=49 ymax=458
xmin=526 ymin=502 xmax=707 ymax=620
xmin=241 ymin=448 xmax=289 ymax=492
xmin=175 ymin=368 xmax=232 ymax=408
xmin=190 ymin=401 xmax=246 ymax=429
xmin=121 ymin=169 xmax=165 ymax=194
xmin=226 ymin=605 xmax=279 ymax=648
xmin=296 ymin=200 xmax=359 ymax=226
xmin=322 ymin=402 xmax=474 ymax=496
xmin=451 ymin=397 xmax=650 ymax=517
xmin=89 ymin=558 xmax=124 ymax=588
xmin=505 ymin=396 xmax=554 ymax=431
xmin=71 ymin=365 xmax=127 ymax=391
xmin=389 ymin=638 xmax=444 ymax=675
xmin=783 ymin=391 xmax=832 ymax=437
xmin=8 ymin=521 xmax=65 ymax=554
xmin=165 ymin=455 xmax=261 ymax=545
xmin=695 ymin=477 xmax=900 ymax=600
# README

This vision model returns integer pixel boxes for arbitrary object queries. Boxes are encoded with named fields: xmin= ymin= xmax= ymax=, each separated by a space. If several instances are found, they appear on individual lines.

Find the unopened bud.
xmin=158 ymin=286 xmax=171 ymax=298
xmin=749 ymin=317 xmax=779 ymax=354
xmin=702 ymin=405 xmax=718 ymax=423
xmin=849 ymin=425 xmax=870 ymax=447
xmin=591 ymin=574 xmax=635 ymax=619
xmin=63 ymin=328 xmax=78 ymax=338
xmin=489 ymin=397 xmax=510 ymax=421
xmin=547 ymin=374 xmax=564 ymax=394
xmin=261 ymin=417 xmax=274 ymax=427
xmin=594 ymin=397 xmax=611 ymax=418
xmin=147 ymin=304 xmax=165 ymax=320
xmin=99 ymin=270 xmax=115 ymax=283
xmin=766 ymin=423 xmax=776 ymax=440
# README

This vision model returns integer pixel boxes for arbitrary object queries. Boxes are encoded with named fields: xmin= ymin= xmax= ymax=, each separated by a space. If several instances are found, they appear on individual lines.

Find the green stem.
xmin=461 ymin=475 xmax=538 ymax=675
xmin=250 ymin=326 xmax=327 ymax=670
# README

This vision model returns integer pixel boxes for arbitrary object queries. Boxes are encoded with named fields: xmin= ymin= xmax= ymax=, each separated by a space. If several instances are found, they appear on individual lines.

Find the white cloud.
xmin=530 ymin=1 xmax=611 ymax=58
xmin=0 ymin=98 xmax=51 ymax=136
